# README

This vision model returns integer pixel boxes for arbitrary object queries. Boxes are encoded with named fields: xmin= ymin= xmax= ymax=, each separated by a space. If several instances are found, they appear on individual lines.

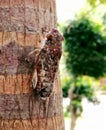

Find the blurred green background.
xmin=56 ymin=0 xmax=106 ymax=130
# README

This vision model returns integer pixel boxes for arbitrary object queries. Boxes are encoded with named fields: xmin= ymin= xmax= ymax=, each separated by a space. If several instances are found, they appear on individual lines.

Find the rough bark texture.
xmin=0 ymin=0 xmax=64 ymax=130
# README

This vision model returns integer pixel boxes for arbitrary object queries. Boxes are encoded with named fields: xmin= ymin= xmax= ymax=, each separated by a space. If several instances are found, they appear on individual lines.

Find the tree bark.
xmin=70 ymin=111 xmax=77 ymax=130
xmin=69 ymin=84 xmax=77 ymax=130
xmin=0 ymin=0 xmax=64 ymax=130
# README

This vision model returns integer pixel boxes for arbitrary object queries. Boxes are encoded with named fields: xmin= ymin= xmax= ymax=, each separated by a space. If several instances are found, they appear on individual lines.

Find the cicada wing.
xmin=32 ymin=69 xmax=38 ymax=89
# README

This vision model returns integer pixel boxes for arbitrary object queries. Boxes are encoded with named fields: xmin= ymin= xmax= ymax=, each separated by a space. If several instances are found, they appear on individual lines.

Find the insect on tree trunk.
xmin=0 ymin=0 xmax=64 ymax=130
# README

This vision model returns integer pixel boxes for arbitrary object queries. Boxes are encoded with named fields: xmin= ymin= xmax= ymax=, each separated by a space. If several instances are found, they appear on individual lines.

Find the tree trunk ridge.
xmin=0 ymin=0 xmax=64 ymax=130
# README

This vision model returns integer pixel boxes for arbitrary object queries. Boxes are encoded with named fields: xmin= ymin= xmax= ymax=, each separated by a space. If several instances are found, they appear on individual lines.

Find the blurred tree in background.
xmin=61 ymin=77 xmax=72 ymax=97
xmin=63 ymin=18 xmax=106 ymax=78
xmin=62 ymin=16 xmax=106 ymax=130
xmin=58 ymin=0 xmax=106 ymax=130
xmin=87 ymin=0 xmax=106 ymax=7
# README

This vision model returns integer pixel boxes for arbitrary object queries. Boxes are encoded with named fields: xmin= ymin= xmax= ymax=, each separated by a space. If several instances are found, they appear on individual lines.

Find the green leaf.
xmin=63 ymin=17 xmax=106 ymax=78
xmin=100 ymin=0 xmax=106 ymax=4
xmin=87 ymin=0 xmax=96 ymax=7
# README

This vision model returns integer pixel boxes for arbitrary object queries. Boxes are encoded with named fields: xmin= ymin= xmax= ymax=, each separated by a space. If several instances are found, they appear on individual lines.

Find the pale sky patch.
xmin=56 ymin=0 xmax=86 ymax=22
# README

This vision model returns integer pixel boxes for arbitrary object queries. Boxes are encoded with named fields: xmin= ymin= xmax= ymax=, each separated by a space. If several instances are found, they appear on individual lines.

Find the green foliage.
xmin=63 ymin=18 xmax=106 ymax=78
xmin=61 ymin=76 xmax=99 ymax=116
xmin=70 ymin=78 xmax=99 ymax=116
xmin=102 ymin=13 xmax=106 ymax=33
xmin=101 ymin=85 xmax=106 ymax=90
xmin=87 ymin=0 xmax=106 ymax=7
xmin=71 ymin=100 xmax=83 ymax=116
xmin=63 ymin=105 xmax=70 ymax=117
xmin=62 ymin=17 xmax=103 ymax=118
xmin=61 ymin=77 xmax=72 ymax=97
xmin=73 ymin=84 xmax=96 ymax=102
xmin=87 ymin=0 xmax=97 ymax=7
xmin=102 ymin=13 xmax=106 ymax=24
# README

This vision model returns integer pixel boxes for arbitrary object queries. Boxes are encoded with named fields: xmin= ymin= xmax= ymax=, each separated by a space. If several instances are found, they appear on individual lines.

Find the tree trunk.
xmin=70 ymin=109 xmax=77 ymax=130
xmin=69 ymin=85 xmax=77 ymax=130
xmin=0 ymin=1 xmax=64 ymax=130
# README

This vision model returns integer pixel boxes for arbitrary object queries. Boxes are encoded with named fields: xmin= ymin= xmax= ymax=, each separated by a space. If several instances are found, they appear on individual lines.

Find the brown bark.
xmin=69 ymin=87 xmax=77 ymax=130
xmin=70 ymin=111 xmax=77 ymax=130
xmin=0 ymin=0 xmax=64 ymax=130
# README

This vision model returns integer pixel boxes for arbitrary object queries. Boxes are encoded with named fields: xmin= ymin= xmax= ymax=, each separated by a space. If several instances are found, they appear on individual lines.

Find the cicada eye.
xmin=46 ymin=34 xmax=53 ymax=40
